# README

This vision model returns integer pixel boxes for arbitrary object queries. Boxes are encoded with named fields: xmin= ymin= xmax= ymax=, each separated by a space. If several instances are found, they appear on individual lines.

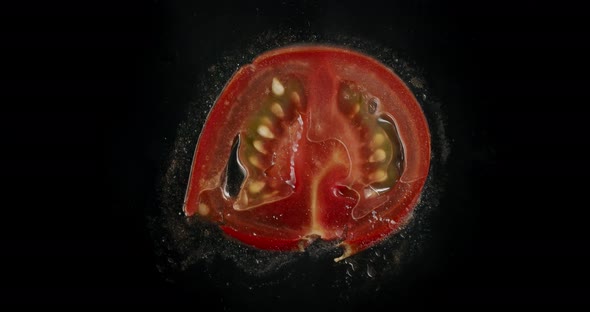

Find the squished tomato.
xmin=184 ymin=46 xmax=430 ymax=261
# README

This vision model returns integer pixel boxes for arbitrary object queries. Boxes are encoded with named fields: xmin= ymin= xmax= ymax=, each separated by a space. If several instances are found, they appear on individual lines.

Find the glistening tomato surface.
xmin=184 ymin=46 xmax=430 ymax=261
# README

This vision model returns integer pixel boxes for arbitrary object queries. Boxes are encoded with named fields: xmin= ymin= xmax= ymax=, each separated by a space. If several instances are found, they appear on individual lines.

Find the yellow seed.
xmin=261 ymin=116 xmax=272 ymax=126
xmin=271 ymin=102 xmax=285 ymax=118
xmin=351 ymin=103 xmax=360 ymax=115
xmin=291 ymin=91 xmax=300 ymax=104
xmin=253 ymin=140 xmax=266 ymax=154
xmin=257 ymin=125 xmax=274 ymax=139
xmin=272 ymin=77 xmax=285 ymax=96
xmin=248 ymin=181 xmax=266 ymax=193
xmin=249 ymin=155 xmax=262 ymax=168
xmin=369 ymin=149 xmax=386 ymax=162
xmin=371 ymin=133 xmax=385 ymax=147
xmin=371 ymin=170 xmax=388 ymax=182
xmin=198 ymin=203 xmax=210 ymax=216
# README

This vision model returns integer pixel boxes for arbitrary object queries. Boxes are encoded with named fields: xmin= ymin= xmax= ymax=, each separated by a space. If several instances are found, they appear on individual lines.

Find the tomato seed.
xmin=272 ymin=77 xmax=285 ymax=96
xmin=371 ymin=133 xmax=385 ymax=147
xmin=248 ymin=155 xmax=262 ymax=169
xmin=369 ymin=149 xmax=387 ymax=162
xmin=371 ymin=170 xmax=388 ymax=182
xmin=290 ymin=91 xmax=300 ymax=104
xmin=257 ymin=125 xmax=275 ymax=139
xmin=271 ymin=102 xmax=285 ymax=118
xmin=198 ymin=203 xmax=210 ymax=216
xmin=248 ymin=181 xmax=266 ymax=193
xmin=253 ymin=140 xmax=267 ymax=154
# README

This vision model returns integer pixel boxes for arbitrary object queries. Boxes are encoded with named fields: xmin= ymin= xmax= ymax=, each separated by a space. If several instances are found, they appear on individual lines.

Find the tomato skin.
xmin=184 ymin=46 xmax=430 ymax=260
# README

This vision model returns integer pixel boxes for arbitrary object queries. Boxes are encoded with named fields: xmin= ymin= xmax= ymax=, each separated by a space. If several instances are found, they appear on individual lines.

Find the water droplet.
xmin=368 ymin=98 xmax=378 ymax=114
xmin=344 ymin=259 xmax=356 ymax=271
xmin=367 ymin=264 xmax=376 ymax=278
xmin=346 ymin=268 xmax=353 ymax=277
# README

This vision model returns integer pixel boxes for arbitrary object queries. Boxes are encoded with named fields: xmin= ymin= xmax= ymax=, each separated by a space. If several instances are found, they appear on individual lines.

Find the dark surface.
xmin=2 ymin=0 xmax=589 ymax=307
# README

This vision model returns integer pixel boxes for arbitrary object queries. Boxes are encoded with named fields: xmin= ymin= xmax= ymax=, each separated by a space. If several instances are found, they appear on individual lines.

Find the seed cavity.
xmin=198 ymin=203 xmax=210 ymax=216
xmin=370 ymin=170 xmax=388 ymax=182
xmin=248 ymin=181 xmax=266 ymax=193
xmin=272 ymin=77 xmax=285 ymax=96
xmin=257 ymin=125 xmax=274 ymax=139
xmin=253 ymin=140 xmax=266 ymax=154
xmin=271 ymin=102 xmax=285 ymax=118
xmin=369 ymin=149 xmax=386 ymax=162
xmin=223 ymin=134 xmax=245 ymax=198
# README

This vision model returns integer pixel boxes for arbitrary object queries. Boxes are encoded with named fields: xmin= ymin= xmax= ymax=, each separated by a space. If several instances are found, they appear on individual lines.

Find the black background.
xmin=2 ymin=0 xmax=589 ymax=307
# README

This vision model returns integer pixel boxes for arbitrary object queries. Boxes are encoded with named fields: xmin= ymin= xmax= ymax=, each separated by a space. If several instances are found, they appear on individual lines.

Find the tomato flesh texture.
xmin=184 ymin=46 xmax=430 ymax=260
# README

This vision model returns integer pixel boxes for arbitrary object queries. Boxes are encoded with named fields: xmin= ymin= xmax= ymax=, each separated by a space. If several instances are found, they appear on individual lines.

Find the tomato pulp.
xmin=184 ymin=46 xmax=430 ymax=261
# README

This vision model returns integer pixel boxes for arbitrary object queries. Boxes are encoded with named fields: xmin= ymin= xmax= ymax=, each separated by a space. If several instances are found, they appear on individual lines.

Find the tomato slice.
xmin=184 ymin=46 xmax=430 ymax=261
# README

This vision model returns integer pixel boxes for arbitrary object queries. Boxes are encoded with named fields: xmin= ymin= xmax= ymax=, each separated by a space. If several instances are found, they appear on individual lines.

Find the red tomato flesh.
xmin=184 ymin=46 xmax=430 ymax=261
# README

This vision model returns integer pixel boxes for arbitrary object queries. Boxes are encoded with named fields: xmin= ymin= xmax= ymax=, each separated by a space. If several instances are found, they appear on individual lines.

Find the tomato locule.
xmin=184 ymin=46 xmax=430 ymax=261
